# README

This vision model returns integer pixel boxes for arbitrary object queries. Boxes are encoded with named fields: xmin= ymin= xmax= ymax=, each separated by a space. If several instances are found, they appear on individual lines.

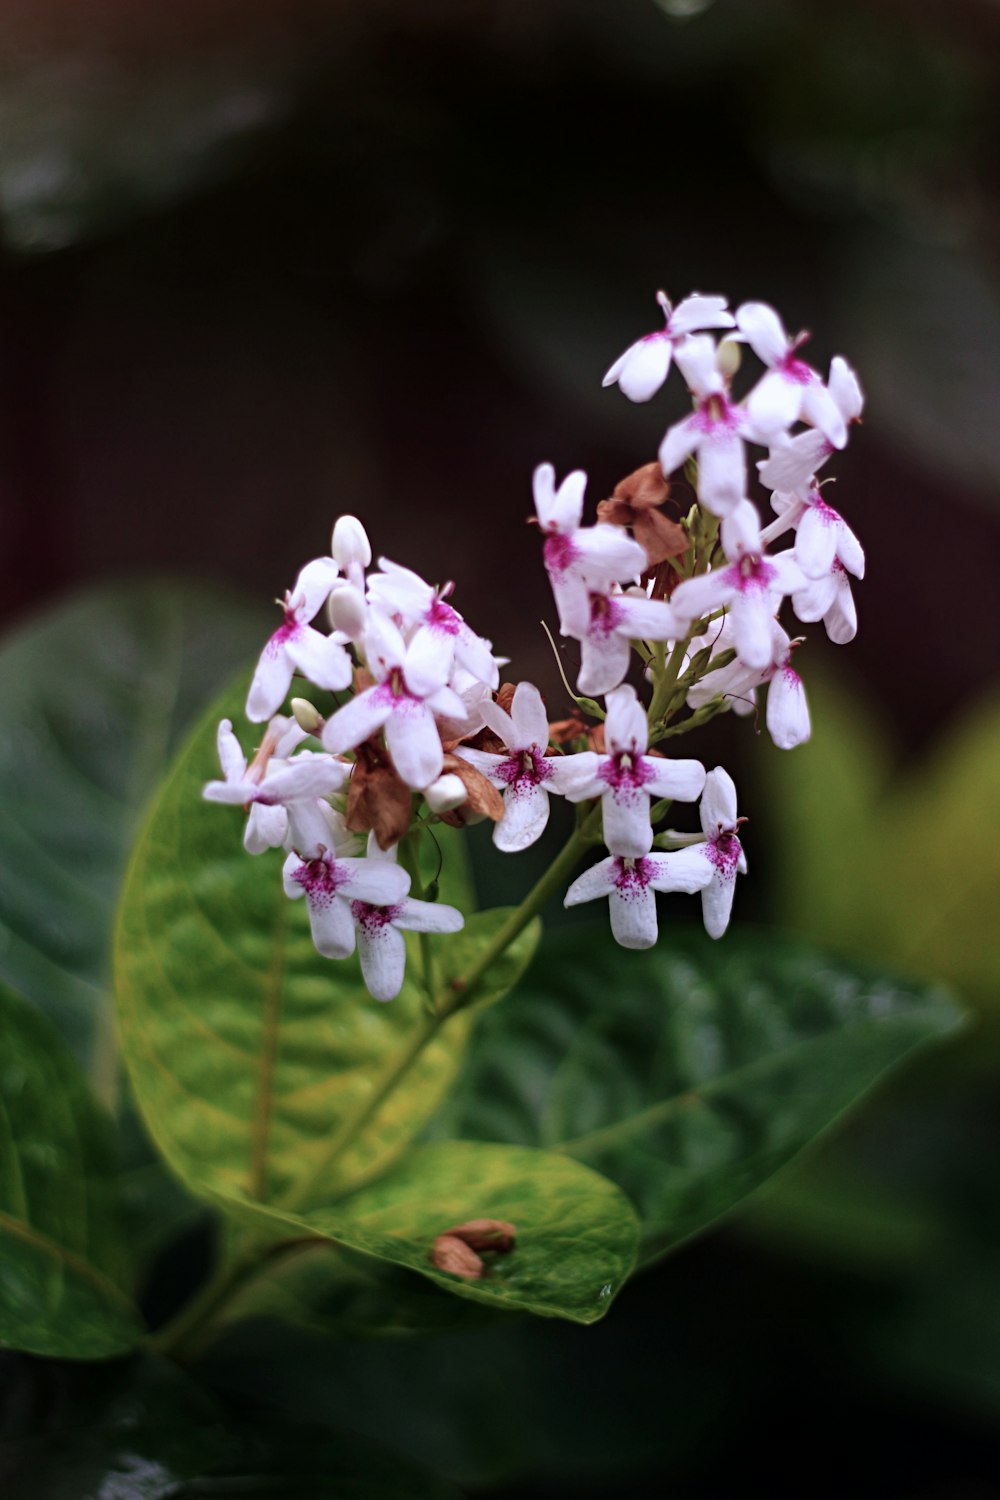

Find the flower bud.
xmin=331 ymin=515 xmax=372 ymax=570
xmin=424 ymin=773 xmax=467 ymax=815
xmin=715 ymin=335 xmax=742 ymax=381
xmin=327 ymin=583 xmax=367 ymax=638
xmin=290 ymin=697 xmax=324 ymax=734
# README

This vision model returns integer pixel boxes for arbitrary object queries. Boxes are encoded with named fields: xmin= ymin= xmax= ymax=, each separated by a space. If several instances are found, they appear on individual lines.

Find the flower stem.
xmin=276 ymin=802 xmax=604 ymax=1216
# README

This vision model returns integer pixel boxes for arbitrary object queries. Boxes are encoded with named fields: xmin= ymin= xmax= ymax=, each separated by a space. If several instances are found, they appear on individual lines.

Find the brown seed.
xmin=430 ymin=1234 xmax=485 ymax=1279
xmin=443 ymin=1219 xmax=517 ymax=1254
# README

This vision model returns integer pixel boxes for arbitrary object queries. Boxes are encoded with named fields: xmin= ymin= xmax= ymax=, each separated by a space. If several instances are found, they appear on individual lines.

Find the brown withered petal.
xmin=495 ymin=682 xmax=517 ymax=715
xmin=643 ymin=559 xmax=683 ymax=602
xmin=440 ymin=753 xmax=504 ymax=822
xmin=346 ymin=740 xmax=412 ymax=849
xmin=352 ymin=666 xmax=375 ymax=694
xmin=548 ymin=714 xmax=589 ymax=746
xmin=443 ymin=1219 xmax=517 ymax=1254
xmin=633 ymin=509 xmax=688 ymax=567
xmin=587 ymin=722 xmax=606 ymax=754
xmin=430 ymin=1234 xmax=484 ymax=1279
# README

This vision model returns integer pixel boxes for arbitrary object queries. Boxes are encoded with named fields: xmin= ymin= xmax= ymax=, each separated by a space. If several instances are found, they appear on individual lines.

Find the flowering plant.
xmin=0 ymin=291 xmax=959 ymax=1412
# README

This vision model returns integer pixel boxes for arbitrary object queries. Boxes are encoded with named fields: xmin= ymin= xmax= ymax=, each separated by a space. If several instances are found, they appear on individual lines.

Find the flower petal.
xmin=701 ymin=869 xmax=737 ymax=940
xmin=509 ymin=682 xmax=550 ymax=751
xmin=494 ymin=782 xmax=551 ymax=852
xmin=658 ymin=414 xmax=701 ymax=478
xmin=601 ymin=786 xmax=654 ymax=859
xmin=547 ymin=751 xmax=603 ymax=801
xmin=669 ymin=294 xmax=734 ymax=336
xmin=384 ymin=699 xmax=444 ymax=789
xmin=356 ymin=921 xmax=407 ymax=1001
xmin=609 ymin=336 xmax=673 ymax=403
xmin=646 ymin=846 xmax=715 ymax=894
xmin=289 ymin=557 xmax=341 ymax=623
xmin=766 ymin=667 xmax=811 ymax=750
xmin=392 ymin=898 xmax=464 ymax=934
xmin=796 ymin=504 xmax=839 ymax=580
xmin=564 ymin=856 xmax=618 ymax=906
xmin=644 ymin=757 xmax=706 ymax=803
xmin=577 ymin=629 xmax=631 ymax=698
xmin=735 ymin=301 xmax=789 ymax=367
xmin=336 ymin=857 xmax=411 ymax=905
xmin=322 ymin=686 xmax=393 ymax=756
xmin=696 ymin=429 xmax=746 ymax=517
xmin=246 ymin=638 xmax=294 ymax=723
xmin=608 ymin=883 xmax=658 ymax=950
xmin=700 ymin=766 xmax=738 ymax=837
xmin=285 ymin=627 xmax=353 ymax=692
xmin=245 ymin=803 xmax=287 ymax=854
xmin=604 ymin=684 xmax=648 ymax=756
xmin=217 ymin=719 xmax=246 ymax=782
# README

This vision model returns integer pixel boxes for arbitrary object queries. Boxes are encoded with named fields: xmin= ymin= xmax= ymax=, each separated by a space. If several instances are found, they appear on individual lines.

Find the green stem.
xmin=277 ymin=802 xmax=603 ymax=1215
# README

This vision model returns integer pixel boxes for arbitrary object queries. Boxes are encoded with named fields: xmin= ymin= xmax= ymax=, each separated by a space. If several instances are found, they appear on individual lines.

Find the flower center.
xmin=612 ymin=856 xmax=652 ymax=895
xmin=294 ymin=856 xmax=344 ymax=907
xmin=497 ymin=746 xmax=553 ymax=789
xmin=544 ymin=533 xmax=577 ymax=576
xmin=350 ymin=900 xmax=403 ymax=933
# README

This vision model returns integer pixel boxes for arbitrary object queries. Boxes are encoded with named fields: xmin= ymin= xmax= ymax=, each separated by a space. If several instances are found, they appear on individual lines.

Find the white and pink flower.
xmin=559 ymin=685 xmax=705 ymax=857
xmin=247 ymin=558 xmax=353 ymax=723
xmin=737 ymin=302 xmax=847 ymax=449
xmin=203 ymin=715 xmax=344 ymax=854
xmin=563 ymin=847 xmax=714 ymax=950
xmin=456 ymin=681 xmax=578 ymax=852
xmin=533 ymin=463 xmax=648 ymax=635
xmin=602 ymin=290 xmax=735 ymax=403
xmin=560 ymin=585 xmax=677 ymax=698
xmin=658 ymin=336 xmax=759 ymax=517
xmin=322 ymin=612 xmax=466 ymax=790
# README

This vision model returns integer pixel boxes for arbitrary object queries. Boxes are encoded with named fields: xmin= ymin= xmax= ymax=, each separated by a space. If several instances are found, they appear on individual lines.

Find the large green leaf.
xmin=217 ymin=1139 xmax=639 ymax=1327
xmin=115 ymin=674 xmax=485 ymax=1213
xmin=428 ymin=925 xmax=963 ymax=1263
xmin=0 ymin=580 xmax=264 ymax=1079
xmin=0 ymin=983 xmax=141 ymax=1358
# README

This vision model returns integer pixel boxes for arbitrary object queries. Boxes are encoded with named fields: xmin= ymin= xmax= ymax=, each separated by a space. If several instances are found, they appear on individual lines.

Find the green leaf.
xmin=0 ymin=580 xmax=264 ymax=1079
xmin=0 ymin=1354 xmax=462 ymax=1499
xmin=428 ymin=925 xmax=963 ymax=1263
xmin=0 ymin=983 xmax=141 ymax=1358
xmin=115 ymin=673 xmax=478 ymax=1213
xmin=217 ymin=1139 xmax=639 ymax=1326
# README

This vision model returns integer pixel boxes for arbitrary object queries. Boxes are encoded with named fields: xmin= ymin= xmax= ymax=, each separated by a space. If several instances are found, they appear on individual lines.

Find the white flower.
xmin=686 ymin=620 xmax=810 ymax=749
xmin=341 ymin=835 xmax=465 ymax=1000
xmin=560 ymin=584 xmax=677 ymax=697
xmin=282 ymin=821 xmax=411 ymax=960
xmin=563 ymin=848 xmax=713 ymax=950
xmin=792 ymin=560 xmax=858 ymax=644
xmin=757 ymin=355 xmax=865 ymax=496
xmin=559 ymin=685 xmax=705 ymax=857
xmin=670 ymin=547 xmax=806 ymax=671
xmin=247 ymin=558 xmax=353 ymax=723
xmin=693 ymin=767 xmax=747 ymax=939
xmin=783 ymin=488 xmax=865 ymax=583
xmin=456 ymin=682 xmax=578 ymax=852
xmin=533 ymin=463 xmax=647 ymax=635
xmin=737 ymin=302 xmax=848 ymax=449
xmin=658 ymin=336 xmax=758 ymax=516
xmin=602 ymin=290 xmax=735 ymax=403
xmin=321 ymin=611 xmax=465 ymax=790
xmin=367 ymin=559 xmax=500 ymax=688
xmin=203 ymin=716 xmax=345 ymax=854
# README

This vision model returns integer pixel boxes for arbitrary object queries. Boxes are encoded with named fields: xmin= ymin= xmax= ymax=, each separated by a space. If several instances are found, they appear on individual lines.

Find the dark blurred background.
xmin=1 ymin=1 xmax=1000 ymax=1494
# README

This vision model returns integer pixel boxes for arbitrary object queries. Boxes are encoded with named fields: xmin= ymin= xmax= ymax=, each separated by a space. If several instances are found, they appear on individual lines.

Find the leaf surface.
xmin=429 ymin=925 xmax=963 ymax=1262
xmin=0 ymin=984 xmax=141 ymax=1358
xmin=220 ymin=1138 xmax=639 ymax=1326
xmin=115 ymin=673 xmax=483 ymax=1211
xmin=0 ymin=581 xmax=264 ymax=1077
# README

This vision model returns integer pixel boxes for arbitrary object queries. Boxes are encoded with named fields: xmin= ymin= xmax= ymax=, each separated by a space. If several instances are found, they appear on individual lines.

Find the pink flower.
xmin=658 ymin=336 xmax=758 ymax=517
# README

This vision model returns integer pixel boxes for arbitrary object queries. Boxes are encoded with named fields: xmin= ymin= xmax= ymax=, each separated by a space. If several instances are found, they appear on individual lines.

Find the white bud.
xmin=327 ymin=583 xmax=367 ymax=638
xmin=715 ymin=336 xmax=742 ymax=381
xmin=331 ymin=515 xmax=372 ymax=570
xmin=290 ymin=698 xmax=324 ymax=735
xmin=424 ymin=774 xmax=467 ymax=815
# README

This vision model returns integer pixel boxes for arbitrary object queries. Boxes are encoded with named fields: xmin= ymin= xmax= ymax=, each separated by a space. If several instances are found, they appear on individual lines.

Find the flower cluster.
xmin=205 ymin=289 xmax=863 ymax=996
